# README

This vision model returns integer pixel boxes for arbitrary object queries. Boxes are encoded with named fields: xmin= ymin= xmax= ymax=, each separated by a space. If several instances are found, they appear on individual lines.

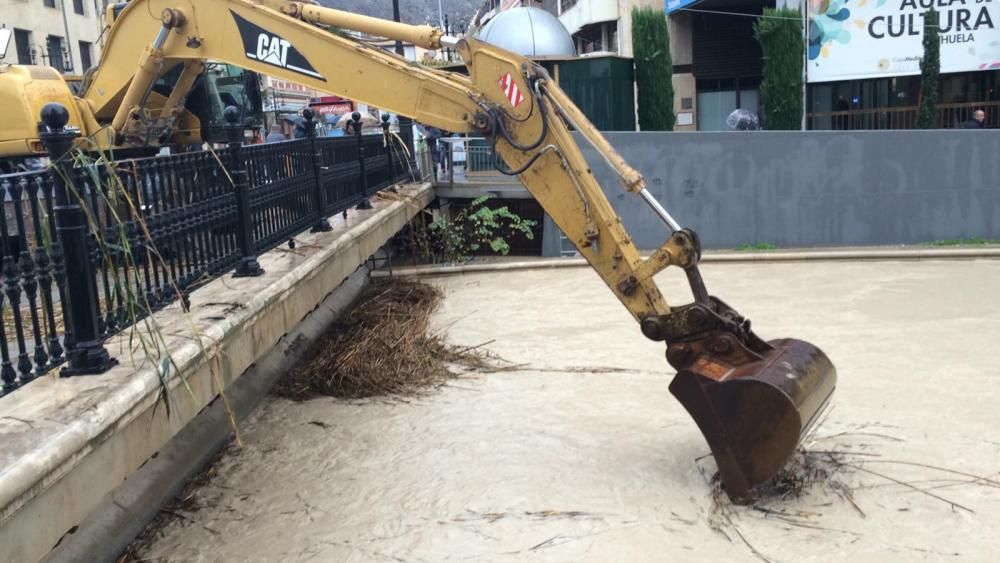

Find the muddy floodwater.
xmin=139 ymin=261 xmax=1000 ymax=562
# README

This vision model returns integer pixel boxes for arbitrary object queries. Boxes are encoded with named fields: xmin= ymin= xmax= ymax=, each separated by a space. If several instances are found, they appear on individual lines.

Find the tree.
xmin=917 ymin=8 xmax=940 ymax=129
xmin=631 ymin=8 xmax=674 ymax=131
xmin=754 ymin=7 xmax=805 ymax=130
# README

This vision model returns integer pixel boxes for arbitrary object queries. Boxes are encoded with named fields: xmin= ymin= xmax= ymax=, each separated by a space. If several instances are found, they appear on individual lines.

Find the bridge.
xmin=0 ymin=106 xmax=434 ymax=562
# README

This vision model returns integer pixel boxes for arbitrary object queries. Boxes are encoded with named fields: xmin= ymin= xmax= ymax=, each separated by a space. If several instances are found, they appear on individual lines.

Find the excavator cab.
xmin=150 ymin=63 xmax=264 ymax=145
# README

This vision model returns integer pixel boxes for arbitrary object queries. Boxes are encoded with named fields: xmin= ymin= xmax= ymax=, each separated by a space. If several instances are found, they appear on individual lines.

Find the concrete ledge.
xmin=0 ymin=184 xmax=432 ymax=563
xmin=40 ymin=268 xmax=369 ymax=563
xmin=373 ymin=247 xmax=1000 ymax=278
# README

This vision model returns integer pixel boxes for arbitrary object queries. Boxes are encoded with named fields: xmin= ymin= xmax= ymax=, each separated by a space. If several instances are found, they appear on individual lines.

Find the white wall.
xmin=2 ymin=0 xmax=103 ymax=72
xmin=558 ymin=0 xmax=619 ymax=36
xmin=616 ymin=0 xmax=662 ymax=58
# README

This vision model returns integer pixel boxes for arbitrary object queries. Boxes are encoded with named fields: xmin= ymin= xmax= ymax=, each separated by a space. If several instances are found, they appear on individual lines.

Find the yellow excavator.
xmin=0 ymin=0 xmax=836 ymax=503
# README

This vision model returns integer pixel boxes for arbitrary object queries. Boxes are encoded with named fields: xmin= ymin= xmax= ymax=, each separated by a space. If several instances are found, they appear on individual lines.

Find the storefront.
xmin=807 ymin=0 xmax=999 ymax=129
xmin=808 ymin=70 xmax=999 ymax=129
xmin=308 ymin=96 xmax=356 ymax=136
xmin=690 ymin=1 xmax=766 ymax=130
xmin=665 ymin=0 xmax=997 ymax=130
xmin=666 ymin=0 xmax=768 ymax=131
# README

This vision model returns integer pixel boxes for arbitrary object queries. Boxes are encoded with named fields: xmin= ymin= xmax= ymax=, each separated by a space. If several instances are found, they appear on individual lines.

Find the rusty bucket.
xmin=669 ymin=338 xmax=836 ymax=504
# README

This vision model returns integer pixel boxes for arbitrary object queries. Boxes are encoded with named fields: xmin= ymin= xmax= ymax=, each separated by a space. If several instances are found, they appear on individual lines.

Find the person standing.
xmin=265 ymin=124 xmax=287 ymax=142
xmin=424 ymin=126 xmax=443 ymax=174
xmin=960 ymin=109 xmax=986 ymax=129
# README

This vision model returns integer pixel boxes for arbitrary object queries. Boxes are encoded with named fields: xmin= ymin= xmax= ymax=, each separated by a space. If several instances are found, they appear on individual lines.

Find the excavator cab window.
xmin=151 ymin=63 xmax=264 ymax=144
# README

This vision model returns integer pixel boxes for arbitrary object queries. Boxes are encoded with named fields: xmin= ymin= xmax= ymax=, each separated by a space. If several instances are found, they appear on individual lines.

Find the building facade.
xmin=664 ymin=0 xmax=766 ymax=131
xmin=535 ymin=0 xmax=699 ymax=131
xmin=2 ymin=0 xmax=104 ymax=74
xmin=540 ymin=0 xmax=663 ymax=58
xmin=804 ymin=0 xmax=999 ymax=129
xmin=540 ymin=0 xmax=998 ymax=131
xmin=262 ymin=75 xmax=326 ymax=133
xmin=666 ymin=0 xmax=998 ymax=130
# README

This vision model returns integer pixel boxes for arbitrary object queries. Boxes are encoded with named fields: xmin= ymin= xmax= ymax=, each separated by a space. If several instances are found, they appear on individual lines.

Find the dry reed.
xmin=273 ymin=278 xmax=499 ymax=400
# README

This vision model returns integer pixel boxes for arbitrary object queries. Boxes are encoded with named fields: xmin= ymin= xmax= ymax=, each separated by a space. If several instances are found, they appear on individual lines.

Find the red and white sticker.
xmin=499 ymin=73 xmax=525 ymax=109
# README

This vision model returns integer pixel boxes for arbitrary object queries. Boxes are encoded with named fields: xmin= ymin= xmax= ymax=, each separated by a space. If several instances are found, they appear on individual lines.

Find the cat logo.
xmin=231 ymin=10 xmax=325 ymax=81
xmin=256 ymin=34 xmax=291 ymax=67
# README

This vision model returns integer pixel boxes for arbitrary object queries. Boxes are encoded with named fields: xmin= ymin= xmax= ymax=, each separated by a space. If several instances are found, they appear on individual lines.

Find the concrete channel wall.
xmin=543 ymin=130 xmax=1000 ymax=255
xmin=0 ymin=184 xmax=432 ymax=563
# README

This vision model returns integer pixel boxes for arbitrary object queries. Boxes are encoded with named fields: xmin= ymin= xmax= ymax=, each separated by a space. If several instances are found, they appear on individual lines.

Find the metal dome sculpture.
xmin=475 ymin=7 xmax=576 ymax=57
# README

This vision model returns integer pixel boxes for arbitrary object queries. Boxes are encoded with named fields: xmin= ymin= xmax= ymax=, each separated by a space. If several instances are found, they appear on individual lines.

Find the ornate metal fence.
xmin=0 ymin=105 xmax=415 ymax=395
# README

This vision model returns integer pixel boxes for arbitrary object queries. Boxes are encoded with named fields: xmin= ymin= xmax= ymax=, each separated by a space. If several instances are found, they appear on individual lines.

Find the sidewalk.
xmin=375 ymin=244 xmax=1000 ymax=278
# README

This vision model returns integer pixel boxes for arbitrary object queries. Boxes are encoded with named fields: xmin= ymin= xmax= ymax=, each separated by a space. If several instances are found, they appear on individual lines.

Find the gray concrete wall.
xmin=544 ymin=130 xmax=1000 ymax=254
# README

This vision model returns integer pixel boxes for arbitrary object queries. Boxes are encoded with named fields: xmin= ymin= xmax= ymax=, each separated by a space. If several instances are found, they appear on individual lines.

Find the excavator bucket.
xmin=669 ymin=338 xmax=836 ymax=504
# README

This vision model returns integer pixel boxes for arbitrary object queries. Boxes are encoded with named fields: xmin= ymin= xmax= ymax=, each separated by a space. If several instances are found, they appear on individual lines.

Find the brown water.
xmin=139 ymin=262 xmax=1000 ymax=562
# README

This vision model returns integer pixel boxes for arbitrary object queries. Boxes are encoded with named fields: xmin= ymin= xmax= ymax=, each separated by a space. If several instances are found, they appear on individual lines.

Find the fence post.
xmin=226 ymin=106 xmax=264 ymax=278
xmin=381 ymin=113 xmax=396 ymax=183
xmin=354 ymin=112 xmax=373 ymax=210
xmin=304 ymin=108 xmax=332 ymax=232
xmin=447 ymin=140 xmax=455 ymax=189
xmin=39 ymin=103 xmax=116 ymax=376
xmin=400 ymin=118 xmax=415 ymax=171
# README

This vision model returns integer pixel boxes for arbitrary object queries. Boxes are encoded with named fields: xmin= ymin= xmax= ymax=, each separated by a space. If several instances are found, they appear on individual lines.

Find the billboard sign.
xmin=666 ymin=0 xmax=700 ymax=15
xmin=310 ymin=101 xmax=353 ymax=116
xmin=807 ymin=0 xmax=1000 ymax=83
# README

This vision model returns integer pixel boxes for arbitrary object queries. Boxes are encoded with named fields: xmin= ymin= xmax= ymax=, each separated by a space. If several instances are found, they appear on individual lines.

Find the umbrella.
xmin=335 ymin=112 xmax=381 ymax=131
xmin=726 ymin=109 xmax=761 ymax=131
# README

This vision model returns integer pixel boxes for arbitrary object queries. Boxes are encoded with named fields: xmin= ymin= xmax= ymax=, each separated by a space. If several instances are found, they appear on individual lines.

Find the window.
xmin=573 ymin=21 xmax=618 ymax=54
xmin=73 ymin=0 xmax=84 ymax=15
xmin=14 ymin=29 xmax=33 ymax=64
xmin=46 ymin=35 xmax=65 ymax=72
xmin=78 ymin=41 xmax=92 ymax=71
xmin=43 ymin=0 xmax=56 ymax=8
xmin=560 ymin=0 xmax=578 ymax=14
xmin=696 ymin=77 xmax=761 ymax=131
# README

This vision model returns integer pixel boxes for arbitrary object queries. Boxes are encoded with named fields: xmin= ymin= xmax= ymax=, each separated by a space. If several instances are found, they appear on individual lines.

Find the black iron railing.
xmin=0 ymin=105 xmax=415 ymax=395
xmin=807 ymin=100 xmax=1000 ymax=130
xmin=0 ymin=170 xmax=64 ymax=389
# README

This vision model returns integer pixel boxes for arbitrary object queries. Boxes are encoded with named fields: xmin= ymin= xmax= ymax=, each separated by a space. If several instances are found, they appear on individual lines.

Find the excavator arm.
xmin=78 ymin=0 xmax=836 ymax=503
xmin=85 ymin=0 xmax=681 ymax=320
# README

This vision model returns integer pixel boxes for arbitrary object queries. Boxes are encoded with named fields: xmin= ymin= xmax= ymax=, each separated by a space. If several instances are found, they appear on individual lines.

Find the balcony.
xmin=807 ymin=100 xmax=999 ymax=130
xmin=557 ymin=0 xmax=619 ymax=36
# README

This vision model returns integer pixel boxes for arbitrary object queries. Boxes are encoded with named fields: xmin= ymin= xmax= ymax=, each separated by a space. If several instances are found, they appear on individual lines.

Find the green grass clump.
xmin=736 ymin=242 xmax=778 ymax=251
xmin=927 ymin=237 xmax=1000 ymax=246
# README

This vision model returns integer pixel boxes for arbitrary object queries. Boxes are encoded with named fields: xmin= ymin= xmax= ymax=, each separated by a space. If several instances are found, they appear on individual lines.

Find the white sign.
xmin=0 ymin=29 xmax=11 ymax=60
xmin=807 ymin=0 xmax=1000 ymax=83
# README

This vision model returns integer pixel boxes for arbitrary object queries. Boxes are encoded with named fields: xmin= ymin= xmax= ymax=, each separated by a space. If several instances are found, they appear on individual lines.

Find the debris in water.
xmin=273 ymin=278 xmax=503 ymax=400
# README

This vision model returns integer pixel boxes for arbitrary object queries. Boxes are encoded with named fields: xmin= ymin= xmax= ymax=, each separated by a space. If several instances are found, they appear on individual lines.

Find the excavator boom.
xmin=2 ymin=0 xmax=836 ymax=503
